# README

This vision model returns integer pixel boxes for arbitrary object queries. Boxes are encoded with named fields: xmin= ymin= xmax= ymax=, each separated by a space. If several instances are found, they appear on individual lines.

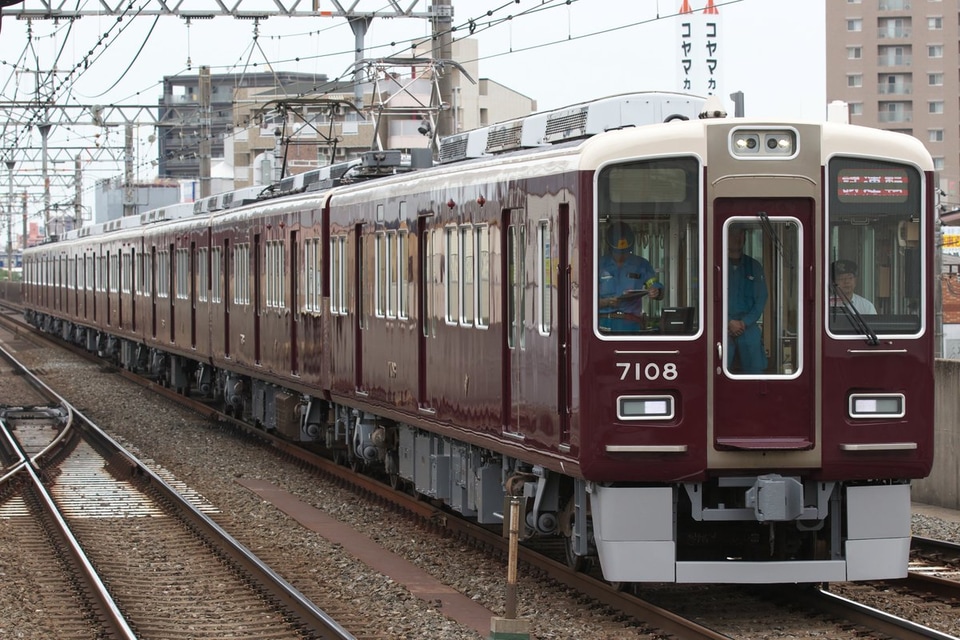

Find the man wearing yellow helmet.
xmin=598 ymin=221 xmax=663 ymax=333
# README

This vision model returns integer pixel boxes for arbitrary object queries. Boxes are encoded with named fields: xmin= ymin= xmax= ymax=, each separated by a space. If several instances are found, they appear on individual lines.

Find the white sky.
xmin=0 ymin=0 xmax=826 ymax=207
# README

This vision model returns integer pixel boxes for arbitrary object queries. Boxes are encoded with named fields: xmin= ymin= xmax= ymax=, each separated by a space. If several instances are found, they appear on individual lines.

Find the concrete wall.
xmin=912 ymin=359 xmax=960 ymax=508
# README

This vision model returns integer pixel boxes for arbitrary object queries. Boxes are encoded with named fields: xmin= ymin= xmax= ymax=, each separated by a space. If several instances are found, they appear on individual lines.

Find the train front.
xmin=576 ymin=118 xmax=935 ymax=583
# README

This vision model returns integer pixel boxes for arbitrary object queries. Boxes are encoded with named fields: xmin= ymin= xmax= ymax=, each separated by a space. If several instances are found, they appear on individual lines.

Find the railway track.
xmin=0 ymin=340 xmax=356 ymax=640
xmin=3 ymin=302 xmax=960 ymax=639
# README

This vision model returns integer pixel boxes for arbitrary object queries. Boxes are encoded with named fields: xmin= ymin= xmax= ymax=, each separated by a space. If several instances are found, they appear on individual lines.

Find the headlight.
xmin=731 ymin=128 xmax=797 ymax=158
xmin=848 ymin=393 xmax=905 ymax=419
xmin=618 ymin=395 xmax=674 ymax=420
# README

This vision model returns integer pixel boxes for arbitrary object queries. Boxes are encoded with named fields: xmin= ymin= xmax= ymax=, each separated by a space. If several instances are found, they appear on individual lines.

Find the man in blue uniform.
xmin=727 ymin=227 xmax=768 ymax=373
xmin=598 ymin=222 xmax=662 ymax=333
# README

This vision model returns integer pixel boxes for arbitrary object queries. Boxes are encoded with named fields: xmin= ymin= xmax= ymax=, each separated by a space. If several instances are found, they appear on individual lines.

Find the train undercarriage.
xmin=28 ymin=311 xmax=914 ymax=585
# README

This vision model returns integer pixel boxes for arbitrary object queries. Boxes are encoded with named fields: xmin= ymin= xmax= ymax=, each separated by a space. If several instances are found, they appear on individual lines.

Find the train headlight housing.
xmin=617 ymin=395 xmax=675 ymax=421
xmin=731 ymin=128 xmax=797 ymax=158
xmin=732 ymin=133 xmax=760 ymax=154
xmin=848 ymin=393 xmax=905 ymax=419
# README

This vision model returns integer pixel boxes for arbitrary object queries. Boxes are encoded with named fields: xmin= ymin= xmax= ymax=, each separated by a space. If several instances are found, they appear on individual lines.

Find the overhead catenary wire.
xmin=1 ymin=0 xmax=740 ymax=218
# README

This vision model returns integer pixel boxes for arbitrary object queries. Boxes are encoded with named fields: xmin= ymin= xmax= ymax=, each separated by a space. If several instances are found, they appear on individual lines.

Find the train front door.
xmin=712 ymin=200 xmax=815 ymax=450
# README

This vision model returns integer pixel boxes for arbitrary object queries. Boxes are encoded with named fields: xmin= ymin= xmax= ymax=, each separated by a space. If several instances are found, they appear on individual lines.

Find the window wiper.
xmin=830 ymin=282 xmax=879 ymax=345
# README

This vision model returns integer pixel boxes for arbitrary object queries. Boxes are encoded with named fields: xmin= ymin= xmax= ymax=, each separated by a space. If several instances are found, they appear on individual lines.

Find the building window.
xmin=928 ymin=44 xmax=943 ymax=58
xmin=929 ymin=101 xmax=944 ymax=114
xmin=927 ymin=16 xmax=942 ymax=30
xmin=847 ymin=74 xmax=862 ymax=88
xmin=847 ymin=46 xmax=862 ymax=59
xmin=928 ymin=72 xmax=943 ymax=86
xmin=928 ymin=129 xmax=944 ymax=142
xmin=934 ymin=157 xmax=945 ymax=170
xmin=849 ymin=102 xmax=863 ymax=116
xmin=847 ymin=18 xmax=862 ymax=32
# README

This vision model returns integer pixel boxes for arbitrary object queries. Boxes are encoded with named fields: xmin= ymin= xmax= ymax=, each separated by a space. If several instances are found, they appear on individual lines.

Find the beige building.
xmin=229 ymin=38 xmax=537 ymax=189
xmin=826 ymin=1 xmax=959 ymax=207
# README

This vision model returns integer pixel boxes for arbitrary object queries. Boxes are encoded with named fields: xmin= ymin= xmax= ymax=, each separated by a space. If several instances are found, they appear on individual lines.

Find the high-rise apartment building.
xmin=826 ymin=0 xmax=959 ymax=209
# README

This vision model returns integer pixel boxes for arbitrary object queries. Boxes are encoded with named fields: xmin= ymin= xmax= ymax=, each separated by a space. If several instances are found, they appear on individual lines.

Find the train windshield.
xmin=595 ymin=156 xmax=700 ymax=337
xmin=827 ymin=157 xmax=923 ymax=337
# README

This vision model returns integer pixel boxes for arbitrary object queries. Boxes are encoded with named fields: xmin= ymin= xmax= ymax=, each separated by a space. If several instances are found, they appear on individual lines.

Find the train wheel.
xmin=388 ymin=473 xmax=401 ymax=490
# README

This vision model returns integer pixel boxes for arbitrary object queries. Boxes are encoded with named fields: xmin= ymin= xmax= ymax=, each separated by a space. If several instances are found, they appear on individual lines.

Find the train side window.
xmin=328 ymin=235 xmax=347 ymax=315
xmin=157 ymin=250 xmax=169 ymax=299
xmin=211 ymin=246 xmax=222 ymax=303
xmin=233 ymin=243 xmax=249 ymax=305
xmin=398 ymin=229 xmax=409 ymax=320
xmin=460 ymin=225 xmax=474 ymax=327
xmin=445 ymin=226 xmax=460 ymax=325
xmin=176 ymin=248 xmax=189 ymax=300
xmin=122 ymin=250 xmax=133 ymax=295
xmin=265 ymin=240 xmax=284 ymax=309
xmin=197 ymin=247 xmax=208 ymax=303
xmin=827 ymin=157 xmax=922 ymax=336
xmin=375 ymin=231 xmax=386 ymax=318
xmin=304 ymin=238 xmax=320 ymax=313
xmin=476 ymin=225 xmax=490 ymax=328
xmin=538 ymin=219 xmax=552 ymax=335
xmin=386 ymin=231 xmax=397 ymax=318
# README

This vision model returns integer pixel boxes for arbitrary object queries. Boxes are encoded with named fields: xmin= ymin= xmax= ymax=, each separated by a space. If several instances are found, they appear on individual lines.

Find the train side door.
xmin=290 ymin=230 xmax=299 ymax=376
xmin=502 ymin=209 xmax=526 ymax=436
xmin=223 ymin=238 xmax=231 ymax=358
xmin=354 ymin=223 xmax=365 ymax=393
xmin=713 ymin=200 xmax=815 ymax=449
xmin=190 ymin=241 xmax=197 ymax=348
xmin=417 ymin=214 xmax=434 ymax=410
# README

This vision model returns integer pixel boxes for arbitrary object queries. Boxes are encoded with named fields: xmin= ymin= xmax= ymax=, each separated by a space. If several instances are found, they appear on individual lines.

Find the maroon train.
xmin=23 ymin=92 xmax=936 ymax=583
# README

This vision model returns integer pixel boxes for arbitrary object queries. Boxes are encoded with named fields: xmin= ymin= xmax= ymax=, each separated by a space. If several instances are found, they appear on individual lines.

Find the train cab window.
xmin=595 ymin=156 xmax=700 ymax=337
xmin=827 ymin=157 xmax=922 ymax=337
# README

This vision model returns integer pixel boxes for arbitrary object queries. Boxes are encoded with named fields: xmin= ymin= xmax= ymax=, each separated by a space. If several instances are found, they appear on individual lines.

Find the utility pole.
xmin=199 ymin=66 xmax=212 ymax=198
xmin=4 ymin=160 xmax=12 ymax=282
xmin=37 ymin=122 xmax=51 ymax=237
xmin=433 ymin=0 xmax=455 ymax=138
xmin=75 ymin=156 xmax=83 ymax=227
xmin=124 ymin=124 xmax=135 ymax=217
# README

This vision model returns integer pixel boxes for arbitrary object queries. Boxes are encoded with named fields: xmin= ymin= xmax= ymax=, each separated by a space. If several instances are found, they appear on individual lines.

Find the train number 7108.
xmin=617 ymin=362 xmax=679 ymax=381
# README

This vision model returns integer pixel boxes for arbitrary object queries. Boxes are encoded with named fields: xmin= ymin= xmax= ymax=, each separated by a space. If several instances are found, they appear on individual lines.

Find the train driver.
xmin=598 ymin=221 xmax=663 ymax=332
xmin=727 ymin=227 xmax=768 ymax=373
xmin=830 ymin=259 xmax=877 ymax=314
